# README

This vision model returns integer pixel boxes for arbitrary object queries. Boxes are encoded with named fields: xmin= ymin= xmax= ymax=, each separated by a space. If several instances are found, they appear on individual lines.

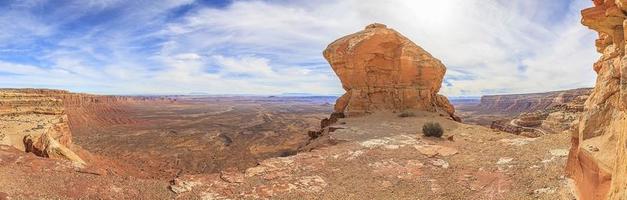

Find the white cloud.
xmin=153 ymin=0 xmax=597 ymax=96
xmin=212 ymin=55 xmax=276 ymax=77
xmin=0 ymin=0 xmax=598 ymax=96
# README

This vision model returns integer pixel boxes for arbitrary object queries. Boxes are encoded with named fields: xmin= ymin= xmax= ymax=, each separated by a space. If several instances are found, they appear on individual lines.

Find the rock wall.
xmin=566 ymin=1 xmax=627 ymax=199
xmin=323 ymin=23 xmax=458 ymax=121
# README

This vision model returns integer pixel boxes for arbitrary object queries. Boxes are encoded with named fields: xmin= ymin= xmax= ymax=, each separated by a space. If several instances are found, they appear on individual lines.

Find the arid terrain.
xmin=71 ymin=95 xmax=335 ymax=178
xmin=0 ymin=90 xmax=576 ymax=199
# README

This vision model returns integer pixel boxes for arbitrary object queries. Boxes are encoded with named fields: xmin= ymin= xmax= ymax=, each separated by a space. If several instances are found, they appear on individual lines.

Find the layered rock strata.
xmin=0 ymin=89 xmax=85 ymax=166
xmin=566 ymin=1 xmax=627 ymax=199
xmin=323 ymin=23 xmax=458 ymax=121
xmin=477 ymin=88 xmax=592 ymax=115
xmin=485 ymin=89 xmax=590 ymax=137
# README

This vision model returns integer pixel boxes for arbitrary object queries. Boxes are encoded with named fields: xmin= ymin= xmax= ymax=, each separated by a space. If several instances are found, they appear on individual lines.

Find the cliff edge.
xmin=566 ymin=1 xmax=627 ymax=199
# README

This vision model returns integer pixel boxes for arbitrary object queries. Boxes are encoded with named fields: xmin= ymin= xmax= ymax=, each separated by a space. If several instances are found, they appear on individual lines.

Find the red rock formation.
xmin=566 ymin=1 xmax=627 ymax=199
xmin=0 ymin=89 xmax=85 ymax=165
xmin=323 ymin=23 xmax=458 ymax=121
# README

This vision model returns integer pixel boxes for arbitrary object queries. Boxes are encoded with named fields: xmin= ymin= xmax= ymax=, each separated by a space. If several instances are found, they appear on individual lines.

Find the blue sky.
xmin=0 ymin=0 xmax=597 ymax=96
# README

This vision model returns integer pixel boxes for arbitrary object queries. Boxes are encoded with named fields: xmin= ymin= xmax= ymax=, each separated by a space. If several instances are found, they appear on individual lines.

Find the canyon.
xmin=456 ymin=88 xmax=592 ymax=126
xmin=455 ymin=88 xmax=592 ymax=138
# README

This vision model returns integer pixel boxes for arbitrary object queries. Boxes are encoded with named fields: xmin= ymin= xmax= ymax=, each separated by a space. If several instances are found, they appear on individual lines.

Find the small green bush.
xmin=422 ymin=122 xmax=443 ymax=138
xmin=397 ymin=111 xmax=416 ymax=118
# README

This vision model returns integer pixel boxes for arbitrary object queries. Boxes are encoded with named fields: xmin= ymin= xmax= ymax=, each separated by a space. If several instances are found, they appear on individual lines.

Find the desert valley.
xmin=1 ymin=0 xmax=627 ymax=200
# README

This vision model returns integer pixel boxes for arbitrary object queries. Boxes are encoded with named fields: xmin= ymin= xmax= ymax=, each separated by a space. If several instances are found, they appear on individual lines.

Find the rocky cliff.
xmin=476 ymin=88 xmax=592 ymax=115
xmin=0 ymin=89 xmax=173 ymax=166
xmin=566 ymin=1 xmax=627 ymax=199
xmin=0 ymin=89 xmax=85 ymax=166
xmin=323 ymin=23 xmax=458 ymax=121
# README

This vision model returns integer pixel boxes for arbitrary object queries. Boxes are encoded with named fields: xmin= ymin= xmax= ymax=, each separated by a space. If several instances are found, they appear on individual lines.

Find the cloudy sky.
xmin=0 ymin=0 xmax=597 ymax=96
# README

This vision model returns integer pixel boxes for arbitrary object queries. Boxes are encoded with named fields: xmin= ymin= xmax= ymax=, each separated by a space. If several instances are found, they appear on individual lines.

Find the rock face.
xmin=566 ymin=1 xmax=627 ymax=199
xmin=323 ymin=23 xmax=458 ymax=121
xmin=0 ymin=89 xmax=85 ymax=166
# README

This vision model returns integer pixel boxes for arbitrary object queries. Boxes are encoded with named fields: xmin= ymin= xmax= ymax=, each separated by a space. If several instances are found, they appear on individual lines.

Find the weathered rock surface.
xmin=324 ymin=23 xmax=458 ymax=121
xmin=566 ymin=1 xmax=627 ymax=199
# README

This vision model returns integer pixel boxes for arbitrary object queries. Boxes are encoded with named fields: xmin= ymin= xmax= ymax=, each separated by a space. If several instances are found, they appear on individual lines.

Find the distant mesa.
xmin=476 ymin=88 xmax=593 ymax=115
xmin=188 ymin=92 xmax=210 ymax=95
xmin=324 ymin=23 xmax=459 ymax=121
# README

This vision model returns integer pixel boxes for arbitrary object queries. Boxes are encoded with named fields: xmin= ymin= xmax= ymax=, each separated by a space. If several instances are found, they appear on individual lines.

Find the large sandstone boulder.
xmin=324 ymin=23 xmax=458 ymax=121
xmin=566 ymin=1 xmax=627 ymax=199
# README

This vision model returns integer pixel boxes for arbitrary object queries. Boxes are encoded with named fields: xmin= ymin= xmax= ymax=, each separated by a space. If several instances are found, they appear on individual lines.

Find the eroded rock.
xmin=323 ymin=23 xmax=458 ymax=121
xmin=566 ymin=1 xmax=627 ymax=199
xmin=0 ymin=90 xmax=85 ymax=166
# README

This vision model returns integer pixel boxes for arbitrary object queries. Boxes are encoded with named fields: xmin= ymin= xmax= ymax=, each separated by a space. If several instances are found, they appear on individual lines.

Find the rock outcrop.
xmin=566 ymin=1 xmax=627 ymax=199
xmin=323 ymin=23 xmax=458 ymax=121
xmin=0 ymin=89 xmax=85 ymax=166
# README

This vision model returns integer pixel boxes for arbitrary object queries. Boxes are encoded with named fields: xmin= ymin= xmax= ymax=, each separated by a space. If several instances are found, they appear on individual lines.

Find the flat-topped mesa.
xmin=566 ymin=1 xmax=627 ymax=200
xmin=324 ymin=23 xmax=459 ymax=121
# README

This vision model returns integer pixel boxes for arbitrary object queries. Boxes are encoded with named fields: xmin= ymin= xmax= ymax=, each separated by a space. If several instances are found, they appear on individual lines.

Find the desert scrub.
xmin=397 ymin=111 xmax=416 ymax=118
xmin=422 ymin=122 xmax=443 ymax=137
